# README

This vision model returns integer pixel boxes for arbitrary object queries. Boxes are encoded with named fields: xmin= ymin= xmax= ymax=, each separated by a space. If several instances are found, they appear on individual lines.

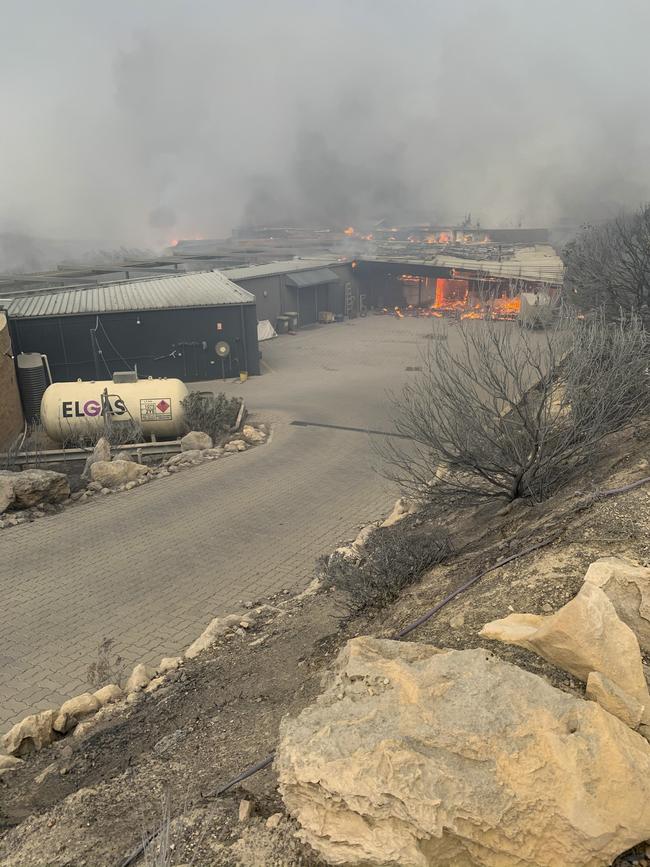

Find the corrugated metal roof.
xmin=223 ymin=258 xmax=343 ymax=281
xmin=286 ymin=268 xmax=341 ymax=288
xmin=360 ymin=246 xmax=564 ymax=284
xmin=5 ymin=271 xmax=255 ymax=319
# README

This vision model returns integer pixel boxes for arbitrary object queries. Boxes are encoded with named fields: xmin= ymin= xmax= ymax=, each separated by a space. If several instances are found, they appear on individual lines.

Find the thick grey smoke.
xmin=2 ymin=0 xmax=650 ymax=266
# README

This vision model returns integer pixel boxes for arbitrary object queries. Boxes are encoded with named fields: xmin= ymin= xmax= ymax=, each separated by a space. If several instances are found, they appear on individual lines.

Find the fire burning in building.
xmin=384 ymin=274 xmax=523 ymax=320
xmin=434 ymin=278 xmax=469 ymax=310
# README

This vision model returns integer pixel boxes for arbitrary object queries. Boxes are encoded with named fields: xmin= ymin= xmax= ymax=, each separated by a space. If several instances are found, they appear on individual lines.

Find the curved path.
xmin=0 ymin=316 xmax=434 ymax=732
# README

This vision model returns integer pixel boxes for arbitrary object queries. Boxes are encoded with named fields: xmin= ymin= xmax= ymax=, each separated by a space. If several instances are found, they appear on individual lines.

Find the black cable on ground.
xmin=391 ymin=535 xmax=558 ymax=640
xmin=117 ymin=831 xmax=161 ymax=867
xmin=116 ymin=755 xmax=276 ymax=867
xmin=592 ymin=475 xmax=650 ymax=498
xmin=206 ymin=753 xmax=275 ymax=799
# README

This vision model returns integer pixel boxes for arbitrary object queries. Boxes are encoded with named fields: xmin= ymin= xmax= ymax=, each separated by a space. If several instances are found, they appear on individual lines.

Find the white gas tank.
xmin=40 ymin=376 xmax=189 ymax=442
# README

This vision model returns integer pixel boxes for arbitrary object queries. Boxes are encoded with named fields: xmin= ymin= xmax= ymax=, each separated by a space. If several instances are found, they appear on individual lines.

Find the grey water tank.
xmin=16 ymin=353 xmax=47 ymax=422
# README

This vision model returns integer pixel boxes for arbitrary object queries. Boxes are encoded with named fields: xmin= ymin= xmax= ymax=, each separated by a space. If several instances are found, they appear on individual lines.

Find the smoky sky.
xmin=2 ymin=0 xmax=650 ymax=251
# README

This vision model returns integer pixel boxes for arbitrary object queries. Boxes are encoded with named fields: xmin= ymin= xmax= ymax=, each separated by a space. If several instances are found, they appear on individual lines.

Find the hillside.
xmin=0 ymin=418 xmax=648 ymax=867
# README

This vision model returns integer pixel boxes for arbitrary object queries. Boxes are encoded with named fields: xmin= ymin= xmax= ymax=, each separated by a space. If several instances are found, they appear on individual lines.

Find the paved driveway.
xmin=0 ymin=316 xmax=435 ymax=732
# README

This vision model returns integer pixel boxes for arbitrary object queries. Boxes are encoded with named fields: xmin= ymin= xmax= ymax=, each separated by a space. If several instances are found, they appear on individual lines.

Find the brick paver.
xmin=0 ymin=316 xmax=436 ymax=732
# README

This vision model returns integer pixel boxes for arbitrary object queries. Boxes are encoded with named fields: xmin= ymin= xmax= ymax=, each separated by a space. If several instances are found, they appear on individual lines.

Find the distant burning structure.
xmin=383 ymin=273 xmax=541 ymax=321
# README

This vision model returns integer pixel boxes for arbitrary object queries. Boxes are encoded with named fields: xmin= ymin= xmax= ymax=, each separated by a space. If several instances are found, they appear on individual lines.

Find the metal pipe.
xmin=392 ymin=536 xmax=558 ymax=640
xmin=40 ymin=353 xmax=53 ymax=385
xmin=90 ymin=328 xmax=101 ymax=379
xmin=239 ymin=304 xmax=249 ymax=374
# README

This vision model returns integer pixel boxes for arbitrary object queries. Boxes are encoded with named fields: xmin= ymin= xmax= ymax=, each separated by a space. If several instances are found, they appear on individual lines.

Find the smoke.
xmin=2 ymin=0 xmax=650 ymax=266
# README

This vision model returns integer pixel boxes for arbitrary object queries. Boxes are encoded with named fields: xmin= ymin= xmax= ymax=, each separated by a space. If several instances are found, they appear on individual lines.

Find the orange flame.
xmin=343 ymin=226 xmax=355 ymax=236
xmin=434 ymin=278 xmax=469 ymax=310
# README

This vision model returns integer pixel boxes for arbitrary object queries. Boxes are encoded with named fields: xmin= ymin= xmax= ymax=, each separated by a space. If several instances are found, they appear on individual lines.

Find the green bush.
xmin=322 ymin=523 xmax=451 ymax=613
xmin=181 ymin=391 xmax=241 ymax=441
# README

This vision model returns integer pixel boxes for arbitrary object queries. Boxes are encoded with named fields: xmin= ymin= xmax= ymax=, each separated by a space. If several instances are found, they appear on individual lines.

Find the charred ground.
xmin=0 ymin=417 xmax=648 ymax=867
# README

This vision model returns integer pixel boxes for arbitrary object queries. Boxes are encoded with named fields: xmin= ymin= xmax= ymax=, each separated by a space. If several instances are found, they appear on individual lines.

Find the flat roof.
xmin=5 ymin=270 xmax=255 ymax=319
xmin=223 ymin=258 xmax=345 ymax=281
xmin=361 ymin=245 xmax=564 ymax=284
xmin=286 ymin=268 xmax=342 ymax=288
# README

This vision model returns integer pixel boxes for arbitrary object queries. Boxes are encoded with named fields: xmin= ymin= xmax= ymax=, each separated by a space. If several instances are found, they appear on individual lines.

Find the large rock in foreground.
xmin=584 ymin=556 xmax=650 ymax=653
xmin=0 ymin=469 xmax=70 ymax=508
xmin=480 ymin=582 xmax=650 ymax=722
xmin=276 ymin=637 xmax=650 ymax=867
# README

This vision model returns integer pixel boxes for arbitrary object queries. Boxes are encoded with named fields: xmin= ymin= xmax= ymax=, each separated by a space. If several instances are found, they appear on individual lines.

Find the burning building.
xmin=354 ymin=260 xmax=559 ymax=322
xmin=434 ymin=278 xmax=469 ymax=311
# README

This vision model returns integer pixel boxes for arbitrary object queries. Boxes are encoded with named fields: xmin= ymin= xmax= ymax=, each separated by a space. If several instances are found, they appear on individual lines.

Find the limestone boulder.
xmin=52 ymin=712 xmax=76 ymax=735
xmin=181 ymin=431 xmax=213 ymax=451
xmin=144 ymin=676 xmax=165 ymax=694
xmin=72 ymin=719 xmax=98 ymax=740
xmin=586 ymin=672 xmax=644 ymax=729
xmin=168 ymin=450 xmax=204 ymax=466
xmin=158 ymin=656 xmax=182 ymax=674
xmin=241 ymin=424 xmax=267 ymax=444
xmin=81 ymin=437 xmax=111 ymax=480
xmin=380 ymin=496 xmax=418 ymax=528
xmin=53 ymin=692 xmax=102 ymax=734
xmin=0 ymin=476 xmax=15 ymax=513
xmin=277 ymin=637 xmax=650 ymax=867
xmin=584 ymin=556 xmax=650 ymax=652
xmin=0 ymin=755 xmax=24 ymax=777
xmin=59 ymin=692 xmax=100 ymax=719
xmin=185 ymin=613 xmax=243 ymax=658
xmin=480 ymin=582 xmax=650 ymax=721
xmin=2 ymin=710 xmax=56 ymax=756
xmin=224 ymin=439 xmax=247 ymax=453
xmin=93 ymin=684 xmax=123 ymax=706
xmin=352 ymin=523 xmax=378 ymax=551
xmin=90 ymin=459 xmax=150 ymax=488
xmin=0 ymin=469 xmax=70 ymax=508
xmin=125 ymin=663 xmax=153 ymax=693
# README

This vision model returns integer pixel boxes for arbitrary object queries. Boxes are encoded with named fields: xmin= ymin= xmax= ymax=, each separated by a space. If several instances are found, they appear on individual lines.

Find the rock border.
xmin=0 ymin=423 xmax=269 ymax=531
xmin=0 ymin=576 xmax=319 ymax=761
xmin=0 ymin=488 xmax=398 ymax=763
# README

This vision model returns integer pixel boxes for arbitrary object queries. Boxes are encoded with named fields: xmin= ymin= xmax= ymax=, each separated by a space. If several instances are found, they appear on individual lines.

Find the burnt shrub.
xmin=322 ymin=523 xmax=451 ymax=613
xmin=60 ymin=417 xmax=145 ymax=449
xmin=181 ymin=391 xmax=241 ymax=441
xmin=87 ymin=637 xmax=125 ymax=689
xmin=380 ymin=313 xmax=650 ymax=505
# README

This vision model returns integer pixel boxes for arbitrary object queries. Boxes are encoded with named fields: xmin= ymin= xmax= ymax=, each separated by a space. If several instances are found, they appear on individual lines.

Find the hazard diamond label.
xmin=140 ymin=398 xmax=173 ymax=422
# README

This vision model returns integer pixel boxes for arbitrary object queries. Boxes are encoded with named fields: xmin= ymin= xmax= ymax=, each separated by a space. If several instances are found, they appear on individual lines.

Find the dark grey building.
xmin=225 ymin=259 xmax=361 ymax=326
xmin=6 ymin=271 xmax=259 ymax=383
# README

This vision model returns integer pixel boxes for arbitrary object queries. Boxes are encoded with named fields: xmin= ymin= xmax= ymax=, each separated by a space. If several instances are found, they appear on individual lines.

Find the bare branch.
xmin=377 ymin=314 xmax=649 ymax=505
